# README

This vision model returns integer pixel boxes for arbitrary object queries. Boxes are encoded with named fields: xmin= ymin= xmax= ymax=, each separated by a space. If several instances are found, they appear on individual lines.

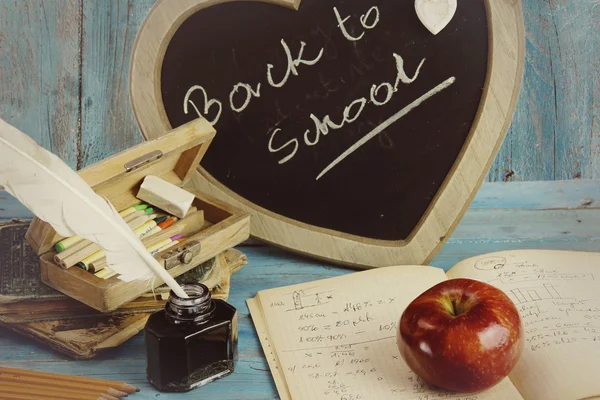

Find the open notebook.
xmin=248 ymin=250 xmax=600 ymax=400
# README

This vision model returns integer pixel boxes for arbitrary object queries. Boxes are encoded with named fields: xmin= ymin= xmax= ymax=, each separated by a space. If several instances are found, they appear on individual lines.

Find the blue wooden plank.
xmin=510 ymin=0 xmax=559 ymax=181
xmin=470 ymin=179 xmax=600 ymax=210
xmin=0 ymin=0 xmax=81 ymax=169
xmin=79 ymin=0 xmax=154 ymax=167
xmin=455 ymin=209 xmax=600 ymax=240
xmin=3 ymin=179 xmax=600 ymax=222
xmin=489 ymin=0 xmax=557 ymax=182
xmin=0 ymin=193 xmax=32 ymax=222
xmin=488 ymin=0 xmax=600 ymax=182
xmin=552 ymin=0 xmax=599 ymax=181
xmin=432 ymin=238 xmax=600 ymax=271
xmin=487 ymin=124 xmax=513 ymax=182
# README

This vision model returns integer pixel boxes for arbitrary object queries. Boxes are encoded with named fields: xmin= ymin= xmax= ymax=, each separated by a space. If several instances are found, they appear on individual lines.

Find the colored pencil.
xmin=54 ymin=204 xmax=147 ymax=252
xmin=56 ymin=213 xmax=155 ymax=269
xmin=122 ymin=209 xmax=146 ymax=223
xmin=92 ymin=234 xmax=184 ymax=275
xmin=100 ymin=237 xmax=184 ymax=280
xmin=54 ymin=209 xmax=153 ymax=268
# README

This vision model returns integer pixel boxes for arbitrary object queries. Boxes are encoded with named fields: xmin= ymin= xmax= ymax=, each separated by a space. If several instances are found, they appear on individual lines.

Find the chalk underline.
xmin=316 ymin=76 xmax=457 ymax=181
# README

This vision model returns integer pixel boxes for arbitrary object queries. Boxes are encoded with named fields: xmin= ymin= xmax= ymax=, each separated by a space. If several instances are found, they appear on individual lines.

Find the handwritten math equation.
xmin=268 ymin=287 xmax=481 ymax=400
xmin=476 ymin=255 xmax=600 ymax=356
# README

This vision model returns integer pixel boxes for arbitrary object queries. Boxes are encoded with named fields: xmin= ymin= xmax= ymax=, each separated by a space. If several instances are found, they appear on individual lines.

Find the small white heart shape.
xmin=415 ymin=0 xmax=458 ymax=35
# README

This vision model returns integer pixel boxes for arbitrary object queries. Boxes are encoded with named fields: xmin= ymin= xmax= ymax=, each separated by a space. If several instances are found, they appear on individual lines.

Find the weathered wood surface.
xmin=0 ymin=0 xmax=81 ymax=169
xmin=79 ymin=0 xmax=155 ymax=166
xmin=488 ymin=0 xmax=600 ymax=182
xmin=0 ymin=180 xmax=599 ymax=399
xmin=0 ymin=0 xmax=598 ymax=181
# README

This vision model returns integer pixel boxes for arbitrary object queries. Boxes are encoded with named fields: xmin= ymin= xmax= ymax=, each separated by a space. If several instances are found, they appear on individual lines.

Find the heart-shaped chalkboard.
xmin=130 ymin=0 xmax=524 ymax=268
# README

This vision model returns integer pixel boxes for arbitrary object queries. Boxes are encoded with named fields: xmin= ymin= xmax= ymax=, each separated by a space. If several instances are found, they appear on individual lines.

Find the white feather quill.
xmin=0 ymin=117 xmax=188 ymax=298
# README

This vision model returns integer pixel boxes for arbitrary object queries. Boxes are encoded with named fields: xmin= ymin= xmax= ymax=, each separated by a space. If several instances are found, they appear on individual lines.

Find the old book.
xmin=0 ymin=220 xmax=248 ymax=359
xmin=0 ymin=220 xmax=64 ymax=303
xmin=248 ymin=250 xmax=600 ymax=400
xmin=0 ymin=249 xmax=246 ymax=360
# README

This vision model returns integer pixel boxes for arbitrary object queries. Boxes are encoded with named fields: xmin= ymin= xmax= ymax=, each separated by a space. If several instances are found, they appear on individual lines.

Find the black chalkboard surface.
xmin=160 ymin=0 xmax=488 ymax=241
xmin=130 ymin=0 xmax=524 ymax=268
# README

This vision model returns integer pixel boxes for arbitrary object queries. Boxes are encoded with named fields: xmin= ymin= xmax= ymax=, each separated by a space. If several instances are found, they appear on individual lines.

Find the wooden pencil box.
xmin=25 ymin=118 xmax=250 ymax=313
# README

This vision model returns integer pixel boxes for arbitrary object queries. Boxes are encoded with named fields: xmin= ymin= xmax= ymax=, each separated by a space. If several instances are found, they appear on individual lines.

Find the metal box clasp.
xmin=161 ymin=240 xmax=201 ymax=270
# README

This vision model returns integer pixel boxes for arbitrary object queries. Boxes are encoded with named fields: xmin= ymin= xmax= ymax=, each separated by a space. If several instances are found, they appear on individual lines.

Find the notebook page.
xmin=257 ymin=266 xmax=523 ymax=400
xmin=247 ymin=297 xmax=292 ymax=400
xmin=447 ymin=250 xmax=600 ymax=400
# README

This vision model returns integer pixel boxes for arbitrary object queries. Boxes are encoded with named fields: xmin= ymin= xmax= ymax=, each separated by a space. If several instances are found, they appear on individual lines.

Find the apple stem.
xmin=451 ymin=298 xmax=457 ymax=316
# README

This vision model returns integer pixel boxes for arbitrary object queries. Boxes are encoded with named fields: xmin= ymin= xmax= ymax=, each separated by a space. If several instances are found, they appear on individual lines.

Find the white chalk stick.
xmin=136 ymin=175 xmax=194 ymax=218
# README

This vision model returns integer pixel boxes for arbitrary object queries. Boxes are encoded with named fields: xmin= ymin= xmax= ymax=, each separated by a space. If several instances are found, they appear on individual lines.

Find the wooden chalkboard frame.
xmin=130 ymin=0 xmax=525 ymax=268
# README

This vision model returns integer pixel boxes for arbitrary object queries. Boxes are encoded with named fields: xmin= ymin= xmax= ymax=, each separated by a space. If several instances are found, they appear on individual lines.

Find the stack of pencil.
xmin=51 ymin=201 xmax=204 ymax=280
xmin=0 ymin=367 xmax=139 ymax=399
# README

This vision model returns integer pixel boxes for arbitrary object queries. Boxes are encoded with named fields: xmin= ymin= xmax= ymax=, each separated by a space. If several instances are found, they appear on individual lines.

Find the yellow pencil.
xmin=54 ymin=204 xmax=147 ymax=252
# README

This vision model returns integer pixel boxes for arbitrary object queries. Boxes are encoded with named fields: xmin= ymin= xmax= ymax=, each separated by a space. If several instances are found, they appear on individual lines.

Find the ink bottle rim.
xmin=165 ymin=283 xmax=216 ymax=326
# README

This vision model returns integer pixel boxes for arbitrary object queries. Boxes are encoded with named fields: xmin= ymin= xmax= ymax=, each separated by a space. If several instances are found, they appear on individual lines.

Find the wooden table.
xmin=0 ymin=180 xmax=598 ymax=399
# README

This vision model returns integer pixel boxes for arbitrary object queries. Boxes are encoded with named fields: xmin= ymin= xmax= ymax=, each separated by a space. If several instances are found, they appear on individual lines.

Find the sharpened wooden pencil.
xmin=0 ymin=381 xmax=119 ymax=399
xmin=0 ymin=374 xmax=128 ymax=397
xmin=0 ymin=394 xmax=103 ymax=400
xmin=0 ymin=367 xmax=139 ymax=394
xmin=0 ymin=388 xmax=107 ymax=400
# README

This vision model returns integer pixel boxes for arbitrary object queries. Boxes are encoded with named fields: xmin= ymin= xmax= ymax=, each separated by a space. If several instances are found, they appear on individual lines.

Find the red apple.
xmin=397 ymin=278 xmax=523 ymax=393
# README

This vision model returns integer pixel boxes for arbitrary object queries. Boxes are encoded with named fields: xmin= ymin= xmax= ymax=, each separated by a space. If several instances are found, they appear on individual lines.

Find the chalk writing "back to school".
xmin=183 ymin=5 xmax=455 ymax=180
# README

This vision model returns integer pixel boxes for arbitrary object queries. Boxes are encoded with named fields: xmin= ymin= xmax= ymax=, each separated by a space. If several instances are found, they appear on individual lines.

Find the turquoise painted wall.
xmin=0 ymin=0 xmax=598 ymax=182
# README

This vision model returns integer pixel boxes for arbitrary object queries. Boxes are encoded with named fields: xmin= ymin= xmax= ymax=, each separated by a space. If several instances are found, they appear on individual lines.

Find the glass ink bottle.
xmin=145 ymin=283 xmax=238 ymax=392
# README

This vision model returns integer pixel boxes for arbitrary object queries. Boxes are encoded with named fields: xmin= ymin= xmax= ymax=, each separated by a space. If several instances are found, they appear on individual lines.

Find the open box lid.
xmin=25 ymin=118 xmax=216 ymax=256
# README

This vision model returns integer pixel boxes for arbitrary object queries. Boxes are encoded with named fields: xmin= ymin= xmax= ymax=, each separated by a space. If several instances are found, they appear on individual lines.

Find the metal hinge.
xmin=124 ymin=150 xmax=163 ymax=173
xmin=161 ymin=240 xmax=201 ymax=270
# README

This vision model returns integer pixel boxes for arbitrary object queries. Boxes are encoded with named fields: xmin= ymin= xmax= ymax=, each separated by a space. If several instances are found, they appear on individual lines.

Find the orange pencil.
xmin=158 ymin=217 xmax=176 ymax=230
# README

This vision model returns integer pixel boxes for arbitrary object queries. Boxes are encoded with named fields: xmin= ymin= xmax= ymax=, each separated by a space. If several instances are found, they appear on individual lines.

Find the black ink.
xmin=145 ymin=284 xmax=238 ymax=392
